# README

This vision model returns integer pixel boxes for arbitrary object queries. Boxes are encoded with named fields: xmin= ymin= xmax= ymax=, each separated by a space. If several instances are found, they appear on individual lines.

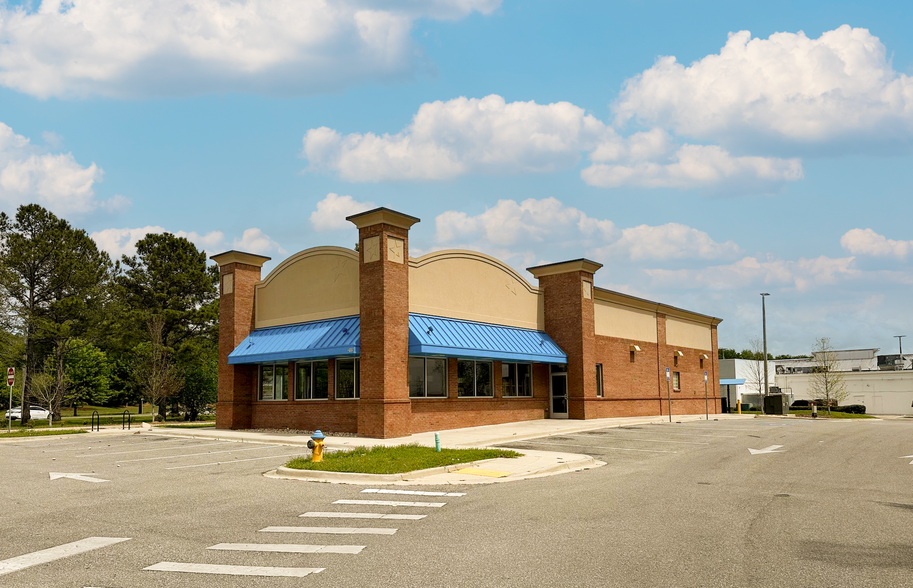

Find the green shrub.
xmin=832 ymin=404 xmax=866 ymax=414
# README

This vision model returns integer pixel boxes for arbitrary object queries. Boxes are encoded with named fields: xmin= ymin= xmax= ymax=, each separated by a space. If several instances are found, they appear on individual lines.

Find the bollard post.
xmin=434 ymin=433 xmax=441 ymax=452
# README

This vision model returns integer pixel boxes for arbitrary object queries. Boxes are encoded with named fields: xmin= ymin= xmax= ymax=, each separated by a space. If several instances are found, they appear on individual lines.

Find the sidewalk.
xmin=151 ymin=413 xmax=753 ymax=485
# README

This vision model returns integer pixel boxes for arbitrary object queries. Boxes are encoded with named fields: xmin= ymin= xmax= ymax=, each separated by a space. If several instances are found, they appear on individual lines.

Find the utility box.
xmin=764 ymin=394 xmax=789 ymax=415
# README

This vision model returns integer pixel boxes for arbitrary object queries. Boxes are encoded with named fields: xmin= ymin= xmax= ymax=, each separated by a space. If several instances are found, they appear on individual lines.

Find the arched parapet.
xmin=255 ymin=247 xmax=359 ymax=328
xmin=409 ymin=249 xmax=543 ymax=330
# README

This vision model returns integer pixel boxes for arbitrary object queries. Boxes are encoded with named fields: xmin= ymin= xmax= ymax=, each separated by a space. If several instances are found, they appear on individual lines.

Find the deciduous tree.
xmin=810 ymin=337 xmax=848 ymax=414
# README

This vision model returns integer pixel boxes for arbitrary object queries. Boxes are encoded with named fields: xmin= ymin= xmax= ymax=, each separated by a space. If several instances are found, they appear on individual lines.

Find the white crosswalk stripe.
xmin=362 ymin=489 xmax=465 ymax=497
xmin=334 ymin=499 xmax=445 ymax=507
xmin=208 ymin=543 xmax=364 ymax=554
xmin=260 ymin=526 xmax=397 ymax=535
xmin=300 ymin=511 xmax=426 ymax=520
xmin=144 ymin=562 xmax=324 ymax=577
xmin=0 ymin=537 xmax=130 ymax=576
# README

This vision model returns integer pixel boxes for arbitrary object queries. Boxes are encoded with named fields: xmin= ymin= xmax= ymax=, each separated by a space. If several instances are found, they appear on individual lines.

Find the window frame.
xmin=501 ymin=362 xmax=533 ymax=398
xmin=294 ymin=360 xmax=329 ymax=400
xmin=335 ymin=358 xmax=360 ymax=400
xmin=672 ymin=370 xmax=681 ymax=391
xmin=596 ymin=363 xmax=604 ymax=397
xmin=457 ymin=360 xmax=494 ymax=398
xmin=408 ymin=356 xmax=448 ymax=398
xmin=258 ymin=364 xmax=289 ymax=401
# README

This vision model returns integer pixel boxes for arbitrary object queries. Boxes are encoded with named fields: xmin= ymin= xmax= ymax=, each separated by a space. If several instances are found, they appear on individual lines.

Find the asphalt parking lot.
xmin=3 ymin=418 xmax=913 ymax=587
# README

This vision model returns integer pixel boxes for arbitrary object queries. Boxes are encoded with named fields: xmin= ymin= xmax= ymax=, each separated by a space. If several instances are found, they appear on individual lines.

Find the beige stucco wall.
xmin=665 ymin=317 xmax=712 ymax=350
xmin=594 ymin=300 xmax=657 ymax=343
xmin=409 ymin=250 xmax=542 ymax=329
xmin=255 ymin=247 xmax=359 ymax=328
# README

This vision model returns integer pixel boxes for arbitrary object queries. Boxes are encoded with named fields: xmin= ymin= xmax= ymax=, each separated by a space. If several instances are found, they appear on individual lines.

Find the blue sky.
xmin=1 ymin=0 xmax=912 ymax=355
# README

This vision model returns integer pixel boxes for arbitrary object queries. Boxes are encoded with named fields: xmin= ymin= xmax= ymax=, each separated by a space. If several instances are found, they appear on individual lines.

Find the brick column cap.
xmin=210 ymin=250 xmax=271 ymax=267
xmin=527 ymin=258 xmax=603 ymax=278
xmin=347 ymin=207 xmax=420 ymax=230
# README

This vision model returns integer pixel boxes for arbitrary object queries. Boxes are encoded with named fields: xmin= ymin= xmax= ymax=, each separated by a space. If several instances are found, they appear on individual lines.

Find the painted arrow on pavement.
xmin=899 ymin=455 xmax=913 ymax=465
xmin=49 ymin=472 xmax=109 ymax=483
xmin=748 ymin=445 xmax=785 ymax=455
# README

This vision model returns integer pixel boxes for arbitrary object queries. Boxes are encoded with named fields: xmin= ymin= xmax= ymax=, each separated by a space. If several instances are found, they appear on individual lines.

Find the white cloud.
xmin=232 ymin=227 xmax=286 ymax=255
xmin=90 ymin=225 xmax=284 ymax=258
xmin=645 ymin=255 xmax=859 ymax=292
xmin=310 ymin=192 xmax=375 ymax=231
xmin=434 ymin=197 xmax=738 ymax=264
xmin=304 ymin=95 xmax=800 ymax=191
xmin=595 ymin=223 xmax=742 ymax=261
xmin=304 ymin=95 xmax=611 ymax=181
xmin=840 ymin=228 xmax=913 ymax=260
xmin=583 ymin=142 xmax=802 ymax=191
xmin=0 ymin=121 xmax=125 ymax=215
xmin=435 ymin=197 xmax=617 ymax=248
xmin=91 ymin=226 xmax=225 ymax=257
xmin=0 ymin=0 xmax=499 ymax=99
xmin=614 ymin=26 xmax=913 ymax=148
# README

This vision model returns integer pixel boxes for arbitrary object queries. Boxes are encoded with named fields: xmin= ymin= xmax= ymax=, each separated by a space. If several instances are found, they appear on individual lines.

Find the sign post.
xmin=7 ymin=367 xmax=14 ymax=434
xmin=704 ymin=371 xmax=709 ymax=420
xmin=665 ymin=367 xmax=672 ymax=423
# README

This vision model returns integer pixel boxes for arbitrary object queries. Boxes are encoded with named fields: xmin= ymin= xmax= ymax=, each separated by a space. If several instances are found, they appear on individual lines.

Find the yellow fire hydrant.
xmin=307 ymin=430 xmax=326 ymax=463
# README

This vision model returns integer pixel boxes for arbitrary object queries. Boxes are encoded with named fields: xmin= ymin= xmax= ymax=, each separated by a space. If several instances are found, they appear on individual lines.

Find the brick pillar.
xmin=528 ymin=259 xmax=603 ymax=420
xmin=656 ymin=313 xmax=668 ymax=416
xmin=211 ymin=250 xmax=271 ymax=430
xmin=711 ymin=324 xmax=721 ymax=413
xmin=347 ymin=208 xmax=420 ymax=438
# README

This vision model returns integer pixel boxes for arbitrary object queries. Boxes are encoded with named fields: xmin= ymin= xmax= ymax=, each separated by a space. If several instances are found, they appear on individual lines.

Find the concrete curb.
xmin=270 ymin=460 xmax=490 ymax=484
xmin=266 ymin=453 xmax=602 ymax=485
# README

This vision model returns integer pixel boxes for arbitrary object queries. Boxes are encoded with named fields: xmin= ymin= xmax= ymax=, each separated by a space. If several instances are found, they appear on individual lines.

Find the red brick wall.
xmin=409 ymin=360 xmax=549 ymax=433
xmin=248 ymin=358 xmax=359 ymax=433
xmin=216 ymin=262 xmax=261 ymax=429
xmin=587 ymin=319 xmax=722 ymax=418
xmin=538 ymin=271 xmax=597 ymax=419
xmin=357 ymin=224 xmax=412 ymax=438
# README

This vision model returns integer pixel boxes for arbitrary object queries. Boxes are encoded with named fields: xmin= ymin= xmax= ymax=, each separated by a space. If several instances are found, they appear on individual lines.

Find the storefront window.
xmin=458 ymin=360 xmax=493 ymax=397
xmin=409 ymin=357 xmax=447 ymax=398
xmin=336 ymin=358 xmax=360 ymax=399
xmin=259 ymin=364 xmax=288 ymax=400
xmin=295 ymin=360 xmax=329 ymax=400
xmin=502 ymin=363 xmax=532 ymax=397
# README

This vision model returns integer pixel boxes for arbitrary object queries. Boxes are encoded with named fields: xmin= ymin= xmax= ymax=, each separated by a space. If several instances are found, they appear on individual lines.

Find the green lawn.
xmin=0 ymin=429 xmax=88 ymax=438
xmin=789 ymin=410 xmax=875 ymax=419
xmin=286 ymin=444 xmax=521 ymax=474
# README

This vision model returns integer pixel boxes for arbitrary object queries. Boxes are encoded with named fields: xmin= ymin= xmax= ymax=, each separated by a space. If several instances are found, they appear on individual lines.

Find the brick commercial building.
xmin=213 ymin=208 xmax=722 ymax=438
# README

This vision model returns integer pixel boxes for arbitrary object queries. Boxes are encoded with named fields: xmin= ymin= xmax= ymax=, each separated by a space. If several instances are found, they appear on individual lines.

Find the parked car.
xmin=4 ymin=406 xmax=50 ymax=420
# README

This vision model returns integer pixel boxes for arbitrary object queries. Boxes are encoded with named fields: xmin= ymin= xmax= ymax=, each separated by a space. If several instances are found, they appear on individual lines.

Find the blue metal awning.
xmin=408 ymin=314 xmax=567 ymax=364
xmin=720 ymin=379 xmax=746 ymax=385
xmin=228 ymin=316 xmax=360 ymax=365
xmin=229 ymin=313 xmax=567 ymax=365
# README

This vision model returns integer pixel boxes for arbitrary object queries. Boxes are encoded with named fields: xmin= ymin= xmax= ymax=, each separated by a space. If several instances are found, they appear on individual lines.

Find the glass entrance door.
xmin=550 ymin=370 xmax=568 ymax=419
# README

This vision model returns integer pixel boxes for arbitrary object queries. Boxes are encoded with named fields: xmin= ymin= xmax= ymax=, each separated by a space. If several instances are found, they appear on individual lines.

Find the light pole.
xmin=704 ymin=370 xmax=709 ymax=420
xmin=760 ymin=293 xmax=770 ymax=414
xmin=895 ymin=335 xmax=906 ymax=370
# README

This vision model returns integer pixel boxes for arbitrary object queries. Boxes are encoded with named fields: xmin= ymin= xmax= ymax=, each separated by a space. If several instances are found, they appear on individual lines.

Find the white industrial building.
xmin=720 ymin=348 xmax=913 ymax=415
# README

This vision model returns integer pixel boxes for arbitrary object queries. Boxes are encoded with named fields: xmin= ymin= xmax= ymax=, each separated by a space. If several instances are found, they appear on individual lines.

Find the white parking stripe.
xmin=334 ymin=499 xmax=445 ymax=508
xmin=362 ymin=489 xmax=465 ymax=497
xmin=562 ymin=433 xmax=708 ymax=445
xmin=116 ymin=445 xmax=284 ymax=463
xmin=77 ymin=441 xmax=233 ymax=457
xmin=300 ymin=512 xmax=426 ymax=520
xmin=208 ymin=543 xmax=364 ymax=554
xmin=511 ymin=440 xmax=677 ymax=453
xmin=613 ymin=430 xmax=737 ymax=438
xmin=260 ymin=527 xmax=397 ymax=535
xmin=0 ymin=537 xmax=130 ymax=576
xmin=166 ymin=453 xmax=303 ymax=469
xmin=144 ymin=562 xmax=323 ymax=577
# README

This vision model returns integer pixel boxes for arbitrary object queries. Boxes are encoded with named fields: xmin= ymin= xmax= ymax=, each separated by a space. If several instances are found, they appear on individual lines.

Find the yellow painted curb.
xmin=453 ymin=468 xmax=512 ymax=478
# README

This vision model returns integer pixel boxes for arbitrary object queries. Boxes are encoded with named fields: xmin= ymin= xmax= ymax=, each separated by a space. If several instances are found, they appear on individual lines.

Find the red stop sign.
xmin=6 ymin=368 xmax=13 ymax=387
